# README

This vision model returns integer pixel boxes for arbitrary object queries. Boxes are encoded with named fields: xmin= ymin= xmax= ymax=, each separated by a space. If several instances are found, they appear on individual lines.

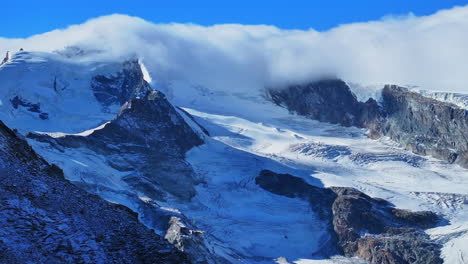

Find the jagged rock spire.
xmin=0 ymin=51 xmax=10 ymax=65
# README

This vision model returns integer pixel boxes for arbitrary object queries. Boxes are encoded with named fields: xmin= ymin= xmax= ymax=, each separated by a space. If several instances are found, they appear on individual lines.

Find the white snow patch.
xmin=138 ymin=196 xmax=152 ymax=203
xmin=139 ymin=60 xmax=152 ymax=83
xmin=76 ymin=122 xmax=110 ymax=136
xmin=71 ymin=159 xmax=89 ymax=167
xmin=346 ymin=82 xmax=384 ymax=103
xmin=160 ymin=207 xmax=181 ymax=214
xmin=293 ymin=257 xmax=368 ymax=264
xmin=36 ymin=122 xmax=110 ymax=138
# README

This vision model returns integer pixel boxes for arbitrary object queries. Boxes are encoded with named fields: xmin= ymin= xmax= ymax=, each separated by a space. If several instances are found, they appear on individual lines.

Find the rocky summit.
xmin=28 ymin=90 xmax=204 ymax=202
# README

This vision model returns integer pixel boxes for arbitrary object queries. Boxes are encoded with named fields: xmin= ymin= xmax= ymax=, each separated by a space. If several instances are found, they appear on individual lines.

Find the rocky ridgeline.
xmin=377 ymin=85 xmax=468 ymax=168
xmin=269 ymin=80 xmax=380 ymax=128
xmin=269 ymin=80 xmax=468 ymax=168
xmin=0 ymin=120 xmax=189 ymax=264
xmin=256 ymin=170 xmax=443 ymax=264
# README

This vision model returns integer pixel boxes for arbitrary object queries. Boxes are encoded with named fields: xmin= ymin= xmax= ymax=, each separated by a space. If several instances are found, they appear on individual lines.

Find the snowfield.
xmin=0 ymin=51 xmax=125 ymax=133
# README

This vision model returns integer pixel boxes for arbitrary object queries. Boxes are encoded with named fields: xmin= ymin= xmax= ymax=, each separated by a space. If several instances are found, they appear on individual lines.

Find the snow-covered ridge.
xmin=34 ymin=121 xmax=110 ymax=138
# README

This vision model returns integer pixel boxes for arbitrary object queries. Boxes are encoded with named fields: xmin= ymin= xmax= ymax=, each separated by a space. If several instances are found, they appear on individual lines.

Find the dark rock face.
xmin=0 ymin=120 xmax=189 ymax=264
xmin=29 ymin=90 xmax=203 ymax=201
xmin=255 ymin=169 xmax=335 ymax=219
xmin=269 ymin=79 xmax=381 ymax=127
xmin=10 ymin=96 xmax=49 ymax=120
xmin=268 ymin=80 xmax=468 ymax=168
xmin=256 ymin=170 xmax=443 ymax=264
xmin=92 ymin=60 xmax=151 ymax=108
xmin=373 ymin=85 xmax=468 ymax=168
xmin=0 ymin=51 xmax=9 ymax=65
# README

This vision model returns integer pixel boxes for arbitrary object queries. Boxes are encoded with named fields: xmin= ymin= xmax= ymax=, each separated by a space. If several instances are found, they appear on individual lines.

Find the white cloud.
xmin=1 ymin=5 xmax=468 ymax=93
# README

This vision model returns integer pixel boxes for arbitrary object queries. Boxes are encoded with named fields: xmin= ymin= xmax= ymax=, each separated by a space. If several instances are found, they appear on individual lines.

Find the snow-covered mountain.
xmin=1 ymin=49 xmax=468 ymax=264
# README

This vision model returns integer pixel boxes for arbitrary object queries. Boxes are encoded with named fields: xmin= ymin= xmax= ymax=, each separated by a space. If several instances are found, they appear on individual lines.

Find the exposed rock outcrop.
xmin=0 ymin=120 xmax=189 ymax=264
xmin=0 ymin=51 xmax=9 ymax=65
xmin=372 ymin=85 xmax=468 ymax=168
xmin=256 ymin=170 xmax=443 ymax=264
xmin=10 ymin=96 xmax=49 ymax=120
xmin=92 ymin=59 xmax=152 ymax=108
xmin=28 ymin=90 xmax=203 ymax=201
xmin=165 ymin=216 xmax=223 ymax=264
xmin=268 ymin=79 xmax=381 ymax=127
xmin=268 ymin=80 xmax=468 ymax=168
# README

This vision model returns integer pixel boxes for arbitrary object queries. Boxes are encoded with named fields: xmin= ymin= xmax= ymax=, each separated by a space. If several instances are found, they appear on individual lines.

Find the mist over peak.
xmin=1 ymin=6 xmax=468 ymax=94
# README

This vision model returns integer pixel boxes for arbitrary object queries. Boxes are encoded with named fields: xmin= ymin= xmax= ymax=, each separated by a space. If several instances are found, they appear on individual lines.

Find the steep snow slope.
xmin=0 ymin=51 xmax=148 ymax=133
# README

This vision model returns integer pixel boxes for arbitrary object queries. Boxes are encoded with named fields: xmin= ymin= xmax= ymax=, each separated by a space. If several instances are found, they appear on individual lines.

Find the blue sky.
xmin=2 ymin=0 xmax=467 ymax=38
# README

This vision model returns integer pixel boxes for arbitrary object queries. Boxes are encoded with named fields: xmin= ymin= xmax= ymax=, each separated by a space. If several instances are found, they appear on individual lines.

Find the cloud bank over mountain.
xmin=1 ymin=5 xmax=468 ymax=93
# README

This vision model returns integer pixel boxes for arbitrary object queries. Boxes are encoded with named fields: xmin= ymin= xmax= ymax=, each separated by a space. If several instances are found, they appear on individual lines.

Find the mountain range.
xmin=0 ymin=45 xmax=467 ymax=264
